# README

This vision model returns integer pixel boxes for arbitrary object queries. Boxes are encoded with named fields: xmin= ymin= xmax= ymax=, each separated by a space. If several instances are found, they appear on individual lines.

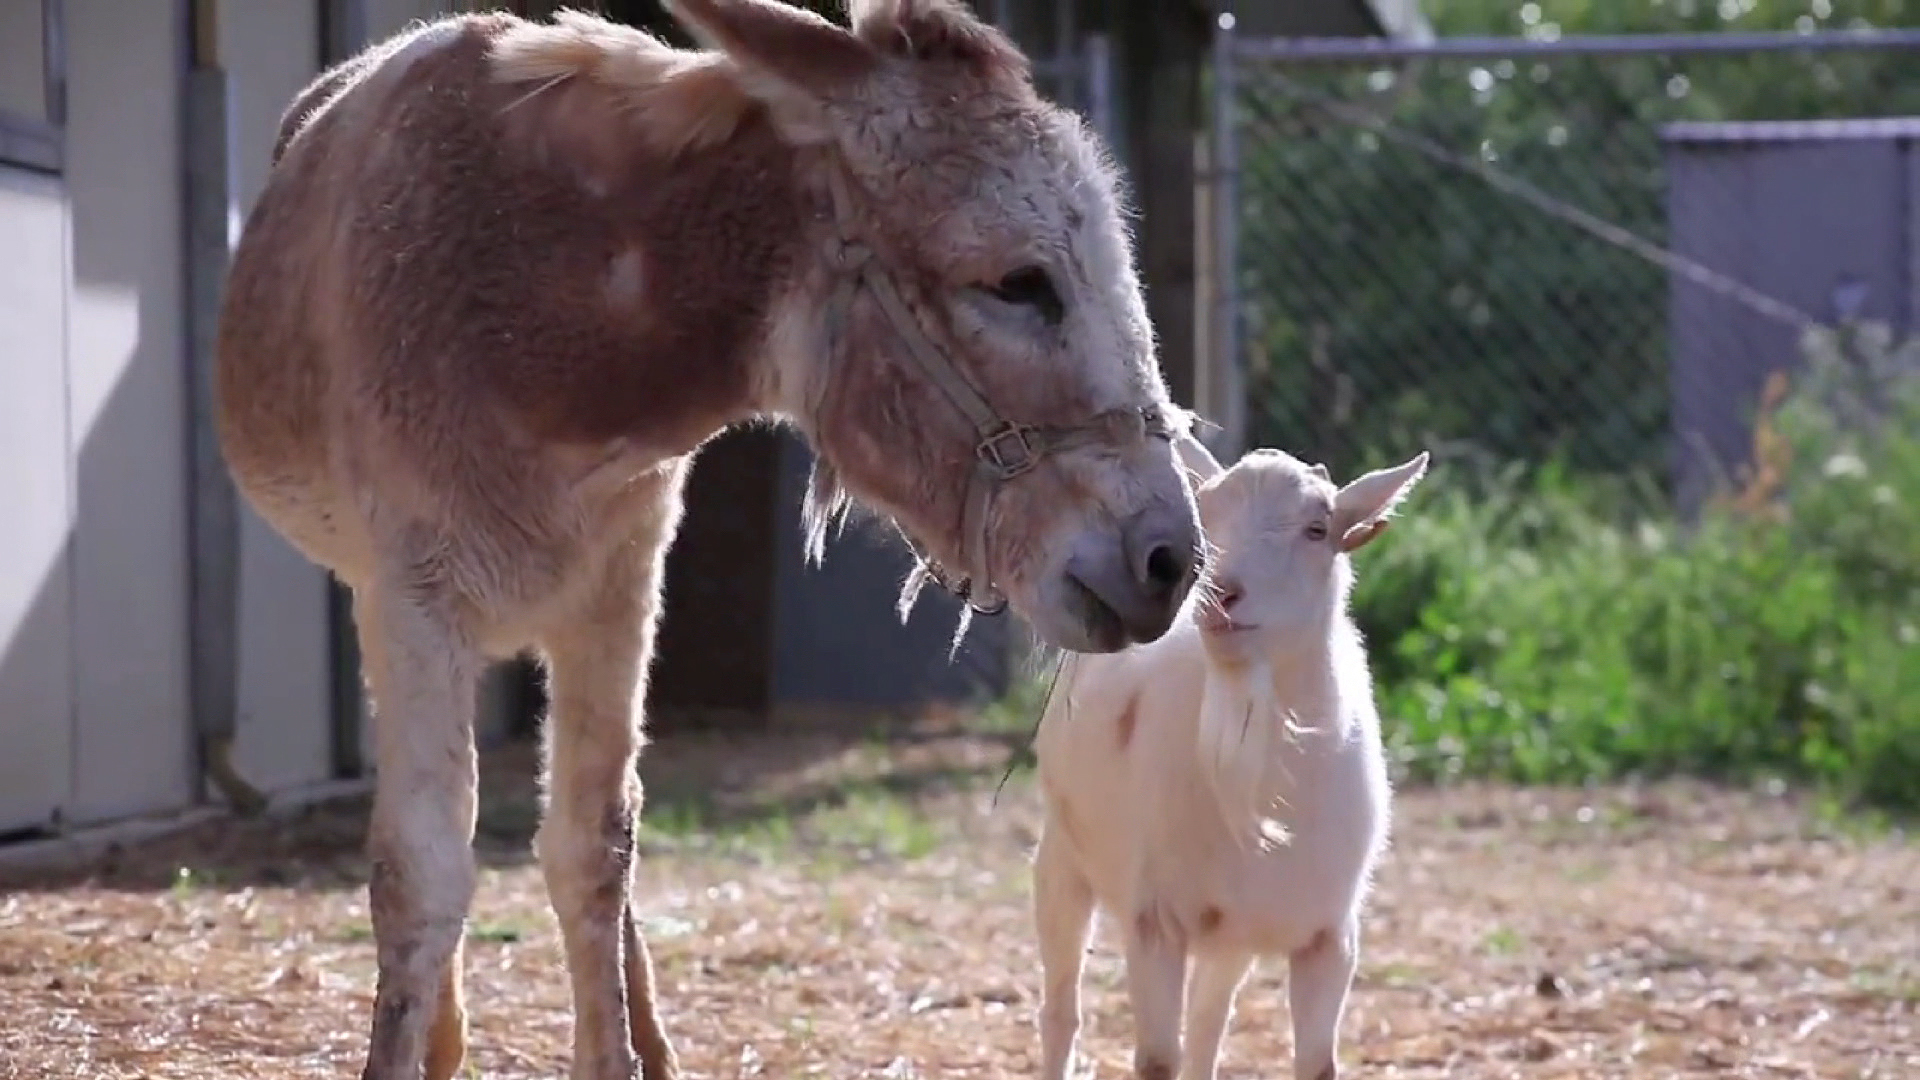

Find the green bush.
xmin=1350 ymin=323 xmax=1920 ymax=812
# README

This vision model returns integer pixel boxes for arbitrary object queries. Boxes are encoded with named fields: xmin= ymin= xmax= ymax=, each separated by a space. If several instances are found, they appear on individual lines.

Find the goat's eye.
xmin=984 ymin=266 xmax=1065 ymax=326
xmin=1305 ymin=521 xmax=1330 ymax=542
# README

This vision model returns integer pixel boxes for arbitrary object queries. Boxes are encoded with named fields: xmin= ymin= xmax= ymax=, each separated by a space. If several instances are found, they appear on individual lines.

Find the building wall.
xmin=0 ymin=162 xmax=75 ymax=833
xmin=62 ymin=0 xmax=196 ymax=824
xmin=0 ymin=0 xmax=378 ymax=835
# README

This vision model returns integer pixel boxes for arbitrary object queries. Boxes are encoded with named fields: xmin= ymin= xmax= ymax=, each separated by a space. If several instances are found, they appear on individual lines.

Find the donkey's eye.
xmin=984 ymin=266 xmax=1065 ymax=326
xmin=1305 ymin=521 xmax=1330 ymax=542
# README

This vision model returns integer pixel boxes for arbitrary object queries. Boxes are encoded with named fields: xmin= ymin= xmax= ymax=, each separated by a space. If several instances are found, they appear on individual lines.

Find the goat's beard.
xmin=1195 ymin=660 xmax=1293 ymax=851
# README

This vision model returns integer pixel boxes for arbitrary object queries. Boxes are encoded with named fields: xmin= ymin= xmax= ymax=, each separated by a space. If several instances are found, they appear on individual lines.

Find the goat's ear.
xmin=1338 ymin=519 xmax=1389 ymax=553
xmin=848 ymin=0 xmax=1028 ymax=80
xmin=1169 ymin=407 xmax=1225 ymax=489
xmin=1332 ymin=451 xmax=1429 ymax=551
xmin=664 ymin=0 xmax=878 ymax=138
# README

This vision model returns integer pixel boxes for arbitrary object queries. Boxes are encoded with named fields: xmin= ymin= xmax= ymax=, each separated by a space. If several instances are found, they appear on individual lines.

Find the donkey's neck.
xmin=736 ymin=147 xmax=872 ymax=425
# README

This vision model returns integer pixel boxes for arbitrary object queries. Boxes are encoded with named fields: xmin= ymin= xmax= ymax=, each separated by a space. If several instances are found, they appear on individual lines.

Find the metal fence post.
xmin=1208 ymin=10 xmax=1246 ymax=459
xmin=183 ymin=0 xmax=266 ymax=815
xmin=1083 ymin=31 xmax=1114 ymax=149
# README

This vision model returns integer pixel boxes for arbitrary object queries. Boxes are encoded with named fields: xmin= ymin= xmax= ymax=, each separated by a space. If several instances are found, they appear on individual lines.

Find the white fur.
xmin=1030 ymin=446 xmax=1428 ymax=1080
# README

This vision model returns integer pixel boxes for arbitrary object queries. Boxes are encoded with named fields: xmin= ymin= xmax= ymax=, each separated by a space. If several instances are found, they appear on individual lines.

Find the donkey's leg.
xmin=424 ymin=943 xmax=467 ymax=1080
xmin=537 ymin=583 xmax=677 ymax=1080
xmin=623 ymin=910 xmax=676 ymax=1075
xmin=354 ymin=584 xmax=482 ymax=1080
xmin=536 ymin=472 xmax=687 ymax=1080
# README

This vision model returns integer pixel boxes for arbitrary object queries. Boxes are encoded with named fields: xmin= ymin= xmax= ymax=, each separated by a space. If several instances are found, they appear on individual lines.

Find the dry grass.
xmin=0 ymin=719 xmax=1914 ymax=1080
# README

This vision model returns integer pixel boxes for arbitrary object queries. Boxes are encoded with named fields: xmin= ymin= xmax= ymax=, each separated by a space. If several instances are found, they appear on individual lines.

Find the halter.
xmin=817 ymin=167 xmax=1175 ymax=620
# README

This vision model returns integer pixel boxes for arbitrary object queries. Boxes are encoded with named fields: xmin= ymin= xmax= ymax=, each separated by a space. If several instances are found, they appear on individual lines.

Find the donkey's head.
xmin=670 ymin=0 xmax=1203 ymax=653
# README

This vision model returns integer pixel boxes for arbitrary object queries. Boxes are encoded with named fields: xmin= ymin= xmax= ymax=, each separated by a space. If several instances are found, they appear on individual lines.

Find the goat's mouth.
xmin=1196 ymin=616 xmax=1260 ymax=638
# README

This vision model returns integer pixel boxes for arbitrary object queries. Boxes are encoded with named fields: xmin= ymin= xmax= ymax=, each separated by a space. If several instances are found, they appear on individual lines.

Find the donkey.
xmin=214 ymin=2 xmax=1204 ymax=1078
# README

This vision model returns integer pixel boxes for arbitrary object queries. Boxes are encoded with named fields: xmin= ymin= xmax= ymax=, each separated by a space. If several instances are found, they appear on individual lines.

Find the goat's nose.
xmin=1213 ymin=576 xmax=1245 ymax=614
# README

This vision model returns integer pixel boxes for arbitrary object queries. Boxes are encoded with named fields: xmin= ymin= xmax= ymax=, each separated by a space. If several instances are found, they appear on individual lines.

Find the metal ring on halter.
xmin=950 ymin=569 xmax=1008 ymax=617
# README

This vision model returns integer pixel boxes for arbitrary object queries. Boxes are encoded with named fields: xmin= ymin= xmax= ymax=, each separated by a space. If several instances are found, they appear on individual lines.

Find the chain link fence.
xmin=1212 ymin=28 xmax=1920 ymax=514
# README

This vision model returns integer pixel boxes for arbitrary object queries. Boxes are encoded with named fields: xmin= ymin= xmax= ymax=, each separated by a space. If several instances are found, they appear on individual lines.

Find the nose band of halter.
xmin=817 ymin=167 xmax=1175 ymax=619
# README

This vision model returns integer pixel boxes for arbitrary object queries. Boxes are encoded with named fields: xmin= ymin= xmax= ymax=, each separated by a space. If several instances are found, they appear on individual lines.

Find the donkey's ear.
xmin=665 ymin=0 xmax=878 ymax=130
xmin=1331 ymin=451 xmax=1429 ymax=551
xmin=848 ymin=0 xmax=1028 ymax=79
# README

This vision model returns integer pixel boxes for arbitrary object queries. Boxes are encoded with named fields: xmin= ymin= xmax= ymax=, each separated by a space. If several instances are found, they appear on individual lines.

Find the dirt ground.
xmin=0 ymin=719 xmax=1913 ymax=1080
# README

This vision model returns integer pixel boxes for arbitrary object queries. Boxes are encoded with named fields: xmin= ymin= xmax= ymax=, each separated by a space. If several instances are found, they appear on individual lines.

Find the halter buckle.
xmin=976 ymin=423 xmax=1041 ymax=480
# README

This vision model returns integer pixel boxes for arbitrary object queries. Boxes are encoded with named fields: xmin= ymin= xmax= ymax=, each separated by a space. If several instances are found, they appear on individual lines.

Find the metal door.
xmin=0 ymin=162 xmax=76 ymax=834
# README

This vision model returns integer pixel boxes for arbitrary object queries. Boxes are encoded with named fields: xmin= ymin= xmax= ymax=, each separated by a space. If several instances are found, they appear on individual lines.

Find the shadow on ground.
xmin=0 ymin=707 xmax=1042 ymax=896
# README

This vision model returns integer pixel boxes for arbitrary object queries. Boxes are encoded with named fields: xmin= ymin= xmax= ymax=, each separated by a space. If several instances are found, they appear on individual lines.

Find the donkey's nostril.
xmin=1082 ymin=507 xmax=1200 ymax=645
xmin=1125 ymin=512 xmax=1197 ymax=601
xmin=1144 ymin=544 xmax=1186 ymax=590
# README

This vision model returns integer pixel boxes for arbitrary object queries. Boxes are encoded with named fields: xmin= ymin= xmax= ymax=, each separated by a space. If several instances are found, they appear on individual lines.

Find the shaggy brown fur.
xmin=214 ymin=2 xmax=1200 ymax=1078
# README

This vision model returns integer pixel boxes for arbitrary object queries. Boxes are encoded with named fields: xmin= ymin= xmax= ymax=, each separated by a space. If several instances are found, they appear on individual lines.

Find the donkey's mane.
xmin=488 ymin=11 xmax=760 ymax=160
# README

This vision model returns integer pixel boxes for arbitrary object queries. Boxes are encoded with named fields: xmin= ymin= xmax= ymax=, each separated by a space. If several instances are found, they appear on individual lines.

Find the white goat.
xmin=1030 ymin=438 xmax=1429 ymax=1080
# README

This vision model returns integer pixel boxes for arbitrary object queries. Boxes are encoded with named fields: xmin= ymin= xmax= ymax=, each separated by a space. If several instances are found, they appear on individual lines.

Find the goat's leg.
xmin=1124 ymin=910 xmax=1188 ymax=1080
xmin=1033 ymin=827 xmax=1095 ymax=1080
xmin=536 ymin=475 xmax=686 ymax=1080
xmin=1287 ymin=926 xmax=1359 ymax=1080
xmin=354 ymin=585 xmax=481 ymax=1080
xmin=1179 ymin=953 xmax=1252 ymax=1080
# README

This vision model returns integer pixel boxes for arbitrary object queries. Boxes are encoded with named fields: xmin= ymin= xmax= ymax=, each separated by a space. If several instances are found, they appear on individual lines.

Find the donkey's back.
xmin=216 ymin=12 xmax=790 ymax=604
xmin=217 ymin=16 xmax=525 ymax=581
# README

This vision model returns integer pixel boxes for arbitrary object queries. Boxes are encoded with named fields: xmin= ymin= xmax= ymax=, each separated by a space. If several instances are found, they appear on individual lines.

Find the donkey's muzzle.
xmin=1064 ymin=506 xmax=1200 ymax=649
